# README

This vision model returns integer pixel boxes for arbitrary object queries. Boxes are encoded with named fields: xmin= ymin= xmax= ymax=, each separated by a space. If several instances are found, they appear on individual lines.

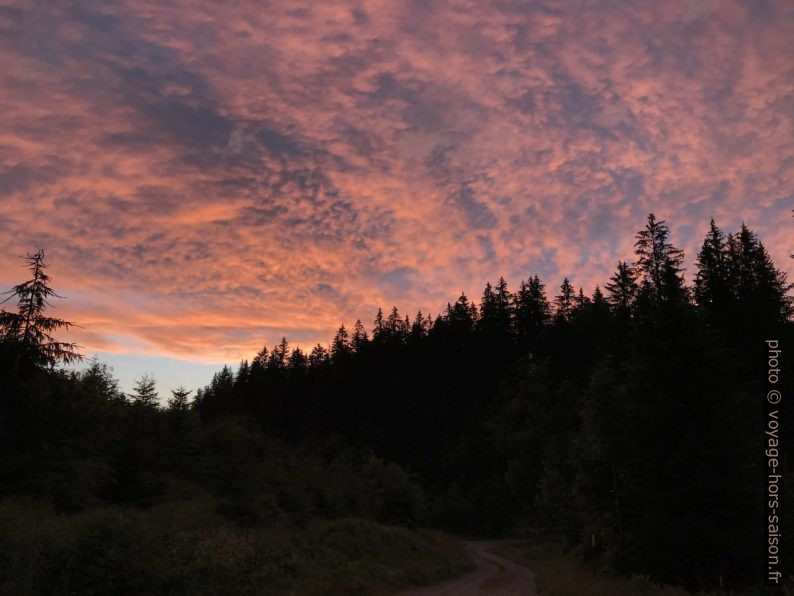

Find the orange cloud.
xmin=0 ymin=0 xmax=791 ymax=364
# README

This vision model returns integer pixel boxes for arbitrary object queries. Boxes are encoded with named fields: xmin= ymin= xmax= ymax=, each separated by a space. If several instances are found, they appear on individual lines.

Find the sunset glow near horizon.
xmin=1 ymin=1 xmax=792 ymax=395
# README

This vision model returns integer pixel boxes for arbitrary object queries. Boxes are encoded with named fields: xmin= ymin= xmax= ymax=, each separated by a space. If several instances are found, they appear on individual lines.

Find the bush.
xmin=0 ymin=499 xmax=469 ymax=596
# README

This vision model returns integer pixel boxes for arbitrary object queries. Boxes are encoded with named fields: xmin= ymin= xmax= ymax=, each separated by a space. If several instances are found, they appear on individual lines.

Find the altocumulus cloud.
xmin=0 ymin=0 xmax=791 ymax=369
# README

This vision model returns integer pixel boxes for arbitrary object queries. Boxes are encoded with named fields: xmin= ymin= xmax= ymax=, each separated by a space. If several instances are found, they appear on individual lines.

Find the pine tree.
xmin=211 ymin=366 xmax=234 ymax=394
xmin=591 ymin=285 xmax=608 ymax=311
xmin=373 ymin=308 xmax=385 ymax=340
xmin=446 ymin=292 xmax=477 ymax=332
xmin=251 ymin=345 xmax=268 ymax=369
xmin=633 ymin=213 xmax=686 ymax=304
xmin=480 ymin=281 xmax=497 ymax=321
xmin=387 ymin=306 xmax=400 ymax=334
xmin=268 ymin=337 xmax=290 ymax=369
xmin=309 ymin=343 xmax=328 ymax=366
xmin=235 ymin=360 xmax=250 ymax=388
xmin=331 ymin=325 xmax=351 ymax=359
xmin=554 ymin=278 xmax=575 ymax=321
xmin=480 ymin=277 xmax=513 ymax=336
xmin=81 ymin=359 xmax=123 ymax=402
xmin=352 ymin=319 xmax=368 ymax=352
xmin=605 ymin=261 xmax=638 ymax=315
xmin=385 ymin=306 xmax=406 ymax=339
xmin=573 ymin=287 xmax=589 ymax=312
xmin=168 ymin=386 xmax=192 ymax=411
xmin=0 ymin=250 xmax=82 ymax=367
xmin=409 ymin=310 xmax=427 ymax=341
xmin=495 ymin=277 xmax=512 ymax=320
xmin=131 ymin=373 xmax=159 ymax=407
xmin=288 ymin=347 xmax=308 ymax=371
xmin=514 ymin=275 xmax=551 ymax=348
xmin=694 ymin=220 xmax=731 ymax=322
xmin=726 ymin=224 xmax=793 ymax=327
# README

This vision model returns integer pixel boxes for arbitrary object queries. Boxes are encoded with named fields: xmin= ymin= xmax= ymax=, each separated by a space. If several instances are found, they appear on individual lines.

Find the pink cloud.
xmin=0 ymin=0 xmax=791 ymax=362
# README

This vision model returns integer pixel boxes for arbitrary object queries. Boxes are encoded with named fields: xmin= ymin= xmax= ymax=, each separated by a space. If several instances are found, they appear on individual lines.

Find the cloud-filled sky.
xmin=0 ymin=0 xmax=792 ymax=393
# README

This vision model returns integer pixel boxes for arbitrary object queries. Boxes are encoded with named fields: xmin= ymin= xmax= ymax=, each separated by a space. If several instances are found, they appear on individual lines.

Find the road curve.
xmin=396 ymin=541 xmax=536 ymax=596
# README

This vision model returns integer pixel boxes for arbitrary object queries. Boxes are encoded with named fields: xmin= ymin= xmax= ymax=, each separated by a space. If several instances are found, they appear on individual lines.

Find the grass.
xmin=492 ymin=541 xmax=691 ymax=596
xmin=494 ymin=541 xmax=794 ymax=596
xmin=0 ymin=498 xmax=471 ymax=596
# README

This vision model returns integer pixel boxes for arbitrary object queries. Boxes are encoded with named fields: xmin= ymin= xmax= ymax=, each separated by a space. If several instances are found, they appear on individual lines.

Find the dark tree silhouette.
xmin=309 ymin=343 xmax=328 ymax=366
xmin=694 ymin=219 xmax=730 ymax=319
xmin=553 ymin=277 xmax=575 ymax=321
xmin=352 ymin=319 xmax=368 ymax=352
xmin=633 ymin=213 xmax=686 ymax=304
xmin=131 ymin=373 xmax=159 ymax=407
xmin=514 ymin=275 xmax=551 ymax=351
xmin=331 ymin=325 xmax=351 ymax=360
xmin=168 ymin=386 xmax=192 ymax=411
xmin=446 ymin=292 xmax=477 ymax=333
xmin=726 ymin=224 xmax=793 ymax=327
xmin=268 ymin=337 xmax=290 ymax=369
xmin=0 ymin=250 xmax=82 ymax=367
xmin=604 ymin=260 xmax=638 ymax=316
xmin=373 ymin=307 xmax=385 ymax=339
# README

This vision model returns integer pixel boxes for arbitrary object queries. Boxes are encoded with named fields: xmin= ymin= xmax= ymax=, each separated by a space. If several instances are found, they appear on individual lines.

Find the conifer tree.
xmin=385 ymin=306 xmax=407 ymax=339
xmin=309 ymin=343 xmax=328 ymax=366
xmin=446 ymin=292 xmax=477 ymax=332
xmin=553 ymin=278 xmax=575 ymax=321
xmin=479 ymin=281 xmax=497 ymax=321
xmin=574 ymin=287 xmax=589 ymax=312
xmin=251 ymin=345 xmax=268 ymax=372
xmin=235 ymin=360 xmax=250 ymax=387
xmin=288 ymin=347 xmax=307 ymax=371
xmin=494 ymin=277 xmax=512 ymax=321
xmin=480 ymin=277 xmax=513 ymax=336
xmin=0 ymin=250 xmax=82 ymax=367
xmin=726 ymin=224 xmax=793 ymax=326
xmin=605 ymin=261 xmax=638 ymax=315
xmin=168 ymin=386 xmax=192 ymax=411
xmin=268 ymin=337 xmax=289 ymax=369
xmin=514 ymin=275 xmax=551 ymax=347
xmin=633 ymin=213 xmax=686 ymax=304
xmin=352 ymin=319 xmax=368 ymax=352
xmin=331 ymin=325 xmax=351 ymax=359
xmin=131 ymin=373 xmax=159 ymax=407
xmin=591 ymin=285 xmax=608 ymax=311
xmin=409 ymin=310 xmax=427 ymax=341
xmin=694 ymin=220 xmax=730 ymax=321
xmin=81 ymin=359 xmax=123 ymax=402
xmin=373 ymin=308 xmax=385 ymax=339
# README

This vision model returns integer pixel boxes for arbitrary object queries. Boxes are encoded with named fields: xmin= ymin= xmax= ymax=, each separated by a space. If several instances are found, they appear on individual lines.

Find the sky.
xmin=0 ymin=0 xmax=792 ymax=396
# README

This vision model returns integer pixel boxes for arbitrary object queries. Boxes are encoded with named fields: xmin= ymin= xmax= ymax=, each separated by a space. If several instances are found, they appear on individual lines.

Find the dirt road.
xmin=397 ymin=541 xmax=536 ymax=595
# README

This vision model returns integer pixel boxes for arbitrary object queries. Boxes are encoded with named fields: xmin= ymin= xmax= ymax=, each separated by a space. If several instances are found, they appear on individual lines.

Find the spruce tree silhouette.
xmin=694 ymin=220 xmax=732 ymax=325
xmin=131 ymin=373 xmax=159 ymax=407
xmin=726 ymin=223 xmax=793 ymax=329
xmin=331 ymin=324 xmax=351 ymax=359
xmin=633 ymin=213 xmax=686 ymax=304
xmin=514 ymin=275 xmax=551 ymax=352
xmin=351 ymin=319 xmax=368 ymax=352
xmin=168 ymin=386 xmax=192 ymax=411
xmin=553 ymin=277 xmax=575 ymax=321
xmin=604 ymin=260 xmax=638 ymax=315
xmin=0 ymin=250 xmax=82 ymax=369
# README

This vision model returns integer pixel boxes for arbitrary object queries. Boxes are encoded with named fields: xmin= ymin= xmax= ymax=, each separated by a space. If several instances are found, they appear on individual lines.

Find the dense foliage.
xmin=0 ymin=214 xmax=791 ymax=593
xmin=192 ymin=215 xmax=792 ymax=591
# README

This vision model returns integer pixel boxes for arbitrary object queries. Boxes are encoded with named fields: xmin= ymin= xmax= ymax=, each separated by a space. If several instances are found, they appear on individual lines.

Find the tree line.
xmin=0 ymin=214 xmax=792 ymax=593
xmin=190 ymin=214 xmax=792 ymax=591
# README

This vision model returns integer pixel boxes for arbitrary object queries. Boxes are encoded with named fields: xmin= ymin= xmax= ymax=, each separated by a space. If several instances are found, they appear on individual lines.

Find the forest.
xmin=0 ymin=213 xmax=791 ymax=595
